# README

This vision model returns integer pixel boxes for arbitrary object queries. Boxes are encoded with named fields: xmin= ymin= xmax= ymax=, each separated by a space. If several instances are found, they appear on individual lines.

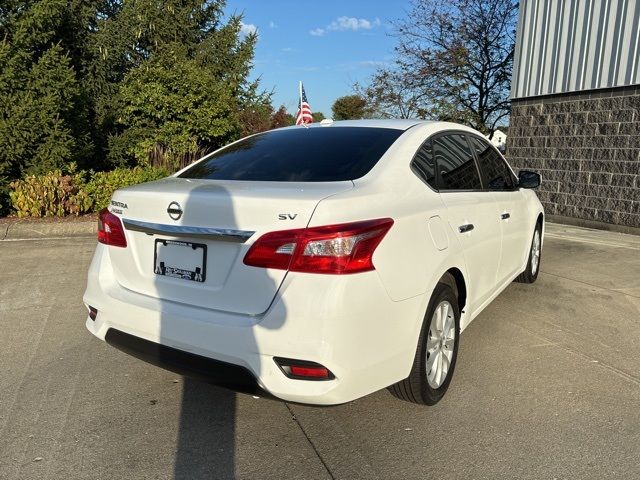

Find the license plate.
xmin=154 ymin=239 xmax=207 ymax=282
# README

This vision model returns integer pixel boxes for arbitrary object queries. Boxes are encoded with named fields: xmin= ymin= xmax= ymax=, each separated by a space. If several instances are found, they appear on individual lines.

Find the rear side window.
xmin=178 ymin=127 xmax=404 ymax=182
xmin=433 ymin=134 xmax=482 ymax=190
xmin=411 ymin=140 xmax=437 ymax=189
xmin=469 ymin=136 xmax=515 ymax=190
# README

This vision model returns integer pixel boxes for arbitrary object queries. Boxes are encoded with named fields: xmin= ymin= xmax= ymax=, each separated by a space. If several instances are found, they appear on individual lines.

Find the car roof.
xmin=284 ymin=119 xmax=434 ymax=131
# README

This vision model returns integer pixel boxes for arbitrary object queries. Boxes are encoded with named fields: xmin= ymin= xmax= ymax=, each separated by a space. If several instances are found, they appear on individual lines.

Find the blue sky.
xmin=225 ymin=0 xmax=409 ymax=116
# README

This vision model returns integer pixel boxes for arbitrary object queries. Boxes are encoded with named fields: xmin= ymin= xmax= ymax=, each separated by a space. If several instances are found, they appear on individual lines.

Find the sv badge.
xmin=278 ymin=214 xmax=298 ymax=220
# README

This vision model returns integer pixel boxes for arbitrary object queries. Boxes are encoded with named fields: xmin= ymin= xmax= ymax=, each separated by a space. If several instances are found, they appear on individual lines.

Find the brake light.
xmin=243 ymin=218 xmax=393 ymax=274
xmin=98 ymin=208 xmax=127 ymax=247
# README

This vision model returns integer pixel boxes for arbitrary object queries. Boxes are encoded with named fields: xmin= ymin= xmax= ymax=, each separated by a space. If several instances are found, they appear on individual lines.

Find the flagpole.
xmin=299 ymin=81 xmax=303 ymax=114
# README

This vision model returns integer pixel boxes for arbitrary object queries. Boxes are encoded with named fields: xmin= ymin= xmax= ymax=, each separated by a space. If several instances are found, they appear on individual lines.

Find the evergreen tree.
xmin=90 ymin=0 xmax=267 ymax=167
xmin=0 ymin=0 xmax=266 ymax=211
xmin=0 ymin=0 xmax=94 ymax=181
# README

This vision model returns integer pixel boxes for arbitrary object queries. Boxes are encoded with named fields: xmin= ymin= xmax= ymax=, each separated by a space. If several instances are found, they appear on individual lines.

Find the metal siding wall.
xmin=512 ymin=0 xmax=640 ymax=99
xmin=632 ymin=2 xmax=640 ymax=84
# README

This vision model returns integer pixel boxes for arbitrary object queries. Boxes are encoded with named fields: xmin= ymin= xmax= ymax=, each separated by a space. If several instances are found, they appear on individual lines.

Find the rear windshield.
xmin=178 ymin=127 xmax=404 ymax=182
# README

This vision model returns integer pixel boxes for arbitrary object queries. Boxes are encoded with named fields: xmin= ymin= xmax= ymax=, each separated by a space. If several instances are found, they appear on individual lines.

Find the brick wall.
xmin=507 ymin=87 xmax=640 ymax=229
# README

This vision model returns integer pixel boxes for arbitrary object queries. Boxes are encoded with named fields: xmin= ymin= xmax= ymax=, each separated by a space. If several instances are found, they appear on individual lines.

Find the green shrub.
xmin=9 ymin=170 xmax=91 ymax=217
xmin=84 ymin=166 xmax=170 ymax=211
xmin=7 ymin=166 xmax=169 ymax=217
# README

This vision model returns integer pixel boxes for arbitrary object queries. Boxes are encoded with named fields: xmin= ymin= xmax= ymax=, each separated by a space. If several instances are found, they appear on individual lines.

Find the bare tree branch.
xmin=359 ymin=0 xmax=518 ymax=135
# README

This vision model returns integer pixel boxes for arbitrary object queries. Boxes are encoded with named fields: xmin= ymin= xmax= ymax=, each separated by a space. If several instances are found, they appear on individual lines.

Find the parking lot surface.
xmin=1 ymin=223 xmax=639 ymax=479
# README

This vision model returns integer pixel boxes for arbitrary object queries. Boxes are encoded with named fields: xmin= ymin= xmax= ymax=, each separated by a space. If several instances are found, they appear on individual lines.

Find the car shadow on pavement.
xmin=153 ymin=182 xmax=285 ymax=480
xmin=174 ymin=379 xmax=236 ymax=480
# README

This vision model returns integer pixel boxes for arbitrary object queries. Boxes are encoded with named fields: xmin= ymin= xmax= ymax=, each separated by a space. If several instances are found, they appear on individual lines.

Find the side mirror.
xmin=518 ymin=170 xmax=541 ymax=189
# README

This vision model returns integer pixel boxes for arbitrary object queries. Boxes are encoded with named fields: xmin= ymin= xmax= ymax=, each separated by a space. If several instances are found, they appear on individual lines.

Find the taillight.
xmin=243 ymin=218 xmax=393 ymax=274
xmin=98 ymin=208 xmax=127 ymax=248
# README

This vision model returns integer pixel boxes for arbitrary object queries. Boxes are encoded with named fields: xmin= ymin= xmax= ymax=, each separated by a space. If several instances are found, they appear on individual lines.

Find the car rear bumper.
xmin=84 ymin=244 xmax=427 ymax=405
xmin=104 ymin=328 xmax=265 ymax=396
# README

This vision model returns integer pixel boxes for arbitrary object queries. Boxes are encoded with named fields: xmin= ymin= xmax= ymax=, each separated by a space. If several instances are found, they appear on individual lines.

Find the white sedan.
xmin=84 ymin=119 xmax=543 ymax=406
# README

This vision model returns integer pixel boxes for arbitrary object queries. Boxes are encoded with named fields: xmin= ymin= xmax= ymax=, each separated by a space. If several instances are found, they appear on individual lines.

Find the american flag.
xmin=295 ymin=82 xmax=313 ymax=125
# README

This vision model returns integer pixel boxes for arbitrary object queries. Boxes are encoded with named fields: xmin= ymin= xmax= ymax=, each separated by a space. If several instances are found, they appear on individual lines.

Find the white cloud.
xmin=240 ymin=22 xmax=257 ymax=37
xmin=269 ymin=20 xmax=277 ymax=29
xmin=329 ymin=16 xmax=381 ymax=31
xmin=310 ymin=16 xmax=381 ymax=36
xmin=357 ymin=60 xmax=388 ymax=68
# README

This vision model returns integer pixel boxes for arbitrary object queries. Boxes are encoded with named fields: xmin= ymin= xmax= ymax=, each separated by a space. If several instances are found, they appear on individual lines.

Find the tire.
xmin=515 ymin=223 xmax=542 ymax=284
xmin=389 ymin=282 xmax=460 ymax=405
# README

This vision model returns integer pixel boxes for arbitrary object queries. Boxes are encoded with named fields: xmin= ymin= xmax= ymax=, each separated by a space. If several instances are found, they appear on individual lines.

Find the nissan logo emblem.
xmin=167 ymin=202 xmax=183 ymax=221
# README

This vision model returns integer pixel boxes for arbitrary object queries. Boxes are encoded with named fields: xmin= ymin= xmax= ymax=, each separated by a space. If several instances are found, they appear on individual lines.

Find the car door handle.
xmin=501 ymin=213 xmax=511 ymax=220
xmin=458 ymin=224 xmax=474 ymax=233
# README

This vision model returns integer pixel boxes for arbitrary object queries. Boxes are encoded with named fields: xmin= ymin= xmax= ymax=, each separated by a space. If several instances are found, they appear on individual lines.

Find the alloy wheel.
xmin=531 ymin=230 xmax=541 ymax=275
xmin=426 ymin=300 xmax=456 ymax=389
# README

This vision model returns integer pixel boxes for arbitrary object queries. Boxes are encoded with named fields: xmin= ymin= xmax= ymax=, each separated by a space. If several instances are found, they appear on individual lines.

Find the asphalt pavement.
xmin=0 ymin=222 xmax=639 ymax=479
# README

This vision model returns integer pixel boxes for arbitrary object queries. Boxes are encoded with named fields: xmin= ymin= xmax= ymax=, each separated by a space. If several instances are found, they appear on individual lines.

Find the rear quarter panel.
xmin=309 ymin=123 xmax=471 ymax=306
xmin=309 ymin=124 xmax=474 ymax=377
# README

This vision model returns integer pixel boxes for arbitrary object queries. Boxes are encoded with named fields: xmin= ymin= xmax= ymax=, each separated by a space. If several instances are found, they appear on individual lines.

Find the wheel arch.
xmin=439 ymin=268 xmax=467 ymax=314
xmin=536 ymin=211 xmax=545 ymax=247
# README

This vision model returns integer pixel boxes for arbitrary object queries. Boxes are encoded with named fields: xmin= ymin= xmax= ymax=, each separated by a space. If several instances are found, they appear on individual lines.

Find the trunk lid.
xmin=108 ymin=177 xmax=353 ymax=315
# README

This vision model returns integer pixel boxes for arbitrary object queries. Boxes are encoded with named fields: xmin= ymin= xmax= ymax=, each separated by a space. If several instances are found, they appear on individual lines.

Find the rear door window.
xmin=179 ymin=127 xmax=404 ymax=182
xmin=433 ymin=134 xmax=482 ymax=190
xmin=411 ymin=140 xmax=437 ymax=189
xmin=469 ymin=136 xmax=515 ymax=190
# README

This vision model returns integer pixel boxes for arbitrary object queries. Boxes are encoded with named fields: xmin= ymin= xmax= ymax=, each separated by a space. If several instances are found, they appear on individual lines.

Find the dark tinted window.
xmin=411 ymin=140 xmax=437 ymax=189
xmin=433 ymin=134 xmax=482 ymax=190
xmin=178 ymin=127 xmax=403 ymax=182
xmin=469 ymin=136 xmax=515 ymax=190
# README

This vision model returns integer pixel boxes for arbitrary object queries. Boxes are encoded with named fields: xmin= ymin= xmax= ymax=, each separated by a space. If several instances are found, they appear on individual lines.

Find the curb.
xmin=547 ymin=214 xmax=640 ymax=236
xmin=545 ymin=221 xmax=640 ymax=250
xmin=1 ymin=218 xmax=96 ymax=241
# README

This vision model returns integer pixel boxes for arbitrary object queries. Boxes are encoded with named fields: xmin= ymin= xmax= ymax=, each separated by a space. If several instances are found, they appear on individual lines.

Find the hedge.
xmin=9 ymin=166 xmax=169 ymax=218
